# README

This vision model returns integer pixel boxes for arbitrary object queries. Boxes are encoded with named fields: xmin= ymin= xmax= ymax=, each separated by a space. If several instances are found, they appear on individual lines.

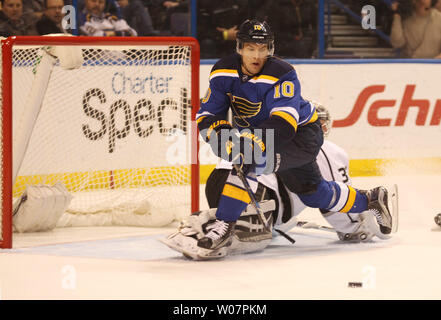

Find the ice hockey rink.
xmin=0 ymin=172 xmax=440 ymax=301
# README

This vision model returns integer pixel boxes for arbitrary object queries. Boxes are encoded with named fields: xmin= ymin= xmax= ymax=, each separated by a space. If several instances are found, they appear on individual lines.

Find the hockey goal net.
xmin=0 ymin=36 xmax=200 ymax=248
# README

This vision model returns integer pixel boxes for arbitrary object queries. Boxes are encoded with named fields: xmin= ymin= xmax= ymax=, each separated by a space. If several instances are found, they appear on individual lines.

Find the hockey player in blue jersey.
xmin=195 ymin=19 xmax=393 ymax=259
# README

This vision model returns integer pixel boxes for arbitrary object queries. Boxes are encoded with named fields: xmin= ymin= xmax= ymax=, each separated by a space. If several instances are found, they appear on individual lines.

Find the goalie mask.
xmin=236 ymin=19 xmax=274 ymax=57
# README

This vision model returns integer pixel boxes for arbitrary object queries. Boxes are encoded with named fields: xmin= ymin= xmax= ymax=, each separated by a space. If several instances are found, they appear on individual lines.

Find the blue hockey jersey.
xmin=196 ymin=53 xmax=317 ymax=140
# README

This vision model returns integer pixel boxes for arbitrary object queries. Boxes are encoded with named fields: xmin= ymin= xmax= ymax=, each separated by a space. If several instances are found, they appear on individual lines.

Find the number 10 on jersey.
xmin=273 ymin=81 xmax=295 ymax=99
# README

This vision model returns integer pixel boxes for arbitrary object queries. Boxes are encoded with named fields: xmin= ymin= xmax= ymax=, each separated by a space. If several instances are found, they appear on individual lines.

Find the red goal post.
xmin=0 ymin=36 xmax=200 ymax=249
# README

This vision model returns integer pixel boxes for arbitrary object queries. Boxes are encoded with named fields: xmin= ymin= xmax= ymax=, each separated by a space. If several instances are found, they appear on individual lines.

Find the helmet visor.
xmin=238 ymin=42 xmax=273 ymax=59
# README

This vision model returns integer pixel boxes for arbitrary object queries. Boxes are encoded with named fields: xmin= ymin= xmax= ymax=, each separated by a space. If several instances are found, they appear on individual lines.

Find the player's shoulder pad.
xmin=260 ymin=56 xmax=295 ymax=81
xmin=210 ymin=53 xmax=241 ymax=75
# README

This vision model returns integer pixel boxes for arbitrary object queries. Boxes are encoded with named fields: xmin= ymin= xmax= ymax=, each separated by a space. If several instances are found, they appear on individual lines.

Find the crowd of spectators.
xmin=197 ymin=0 xmax=318 ymax=59
xmin=196 ymin=0 xmax=441 ymax=59
xmin=389 ymin=0 xmax=441 ymax=58
xmin=0 ymin=0 xmax=188 ymax=37
xmin=0 ymin=0 xmax=319 ymax=58
xmin=0 ymin=0 xmax=440 ymax=59
xmin=346 ymin=0 xmax=441 ymax=59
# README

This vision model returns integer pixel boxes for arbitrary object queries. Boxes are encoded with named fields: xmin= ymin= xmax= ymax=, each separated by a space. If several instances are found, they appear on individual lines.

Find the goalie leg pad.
xmin=161 ymin=200 xmax=276 ymax=258
xmin=229 ymin=207 xmax=274 ymax=255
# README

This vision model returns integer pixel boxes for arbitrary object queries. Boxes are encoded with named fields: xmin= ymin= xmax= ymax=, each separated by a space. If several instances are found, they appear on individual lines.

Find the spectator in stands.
xmin=197 ymin=0 xmax=248 ymax=58
xmin=0 ymin=0 xmax=38 ymax=36
xmin=390 ymin=0 xmax=441 ymax=58
xmin=434 ymin=0 xmax=441 ymax=12
xmin=159 ymin=0 xmax=188 ymax=35
xmin=261 ymin=0 xmax=317 ymax=58
xmin=22 ymin=0 xmax=44 ymax=19
xmin=36 ymin=0 xmax=66 ymax=34
xmin=116 ymin=0 xmax=159 ymax=35
xmin=79 ymin=0 xmax=137 ymax=36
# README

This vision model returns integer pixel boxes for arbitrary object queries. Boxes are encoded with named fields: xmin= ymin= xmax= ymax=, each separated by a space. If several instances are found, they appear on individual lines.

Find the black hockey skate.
xmin=197 ymin=219 xmax=236 ymax=252
xmin=364 ymin=186 xmax=392 ymax=234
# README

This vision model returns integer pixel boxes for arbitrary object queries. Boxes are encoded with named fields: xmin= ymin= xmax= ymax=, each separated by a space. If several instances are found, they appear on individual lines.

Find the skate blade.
xmin=159 ymin=238 xmax=224 ymax=261
xmin=363 ymin=212 xmax=392 ymax=240
xmin=196 ymin=247 xmax=228 ymax=260
xmin=158 ymin=238 xmax=198 ymax=260
xmin=390 ymin=184 xmax=399 ymax=233
xmin=158 ymin=237 xmax=187 ymax=255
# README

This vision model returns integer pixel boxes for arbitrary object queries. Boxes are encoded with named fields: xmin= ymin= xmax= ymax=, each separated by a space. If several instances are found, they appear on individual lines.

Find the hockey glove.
xmin=229 ymin=129 xmax=267 ymax=176
xmin=205 ymin=119 xmax=234 ymax=159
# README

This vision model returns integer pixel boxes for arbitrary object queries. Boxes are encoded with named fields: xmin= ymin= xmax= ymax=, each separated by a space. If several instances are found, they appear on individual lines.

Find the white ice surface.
xmin=1 ymin=174 xmax=440 ymax=300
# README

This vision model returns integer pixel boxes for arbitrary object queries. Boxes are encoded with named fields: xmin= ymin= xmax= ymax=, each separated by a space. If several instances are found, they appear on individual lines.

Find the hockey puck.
xmin=348 ymin=282 xmax=363 ymax=288
xmin=435 ymin=213 xmax=441 ymax=227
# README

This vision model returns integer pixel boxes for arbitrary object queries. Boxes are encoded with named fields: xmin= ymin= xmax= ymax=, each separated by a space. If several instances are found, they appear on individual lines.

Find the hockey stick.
xmin=296 ymin=218 xmax=391 ymax=241
xmin=228 ymin=95 xmax=273 ymax=232
xmin=234 ymin=164 xmax=296 ymax=243
xmin=233 ymin=163 xmax=272 ymax=232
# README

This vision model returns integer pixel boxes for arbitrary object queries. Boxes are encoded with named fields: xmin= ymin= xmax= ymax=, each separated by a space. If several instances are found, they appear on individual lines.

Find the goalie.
xmin=161 ymin=103 xmax=395 ymax=260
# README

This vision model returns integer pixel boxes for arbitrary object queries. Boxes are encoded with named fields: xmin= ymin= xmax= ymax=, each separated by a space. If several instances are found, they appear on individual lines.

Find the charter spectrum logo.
xmin=333 ymin=85 xmax=441 ymax=127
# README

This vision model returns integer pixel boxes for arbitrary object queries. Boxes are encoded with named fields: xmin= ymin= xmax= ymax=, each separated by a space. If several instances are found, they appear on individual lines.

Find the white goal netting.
xmin=1 ymin=38 xmax=198 ymax=246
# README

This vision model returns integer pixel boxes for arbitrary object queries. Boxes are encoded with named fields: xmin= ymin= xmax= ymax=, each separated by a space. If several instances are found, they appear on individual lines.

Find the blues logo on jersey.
xmin=227 ymin=94 xmax=262 ymax=127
